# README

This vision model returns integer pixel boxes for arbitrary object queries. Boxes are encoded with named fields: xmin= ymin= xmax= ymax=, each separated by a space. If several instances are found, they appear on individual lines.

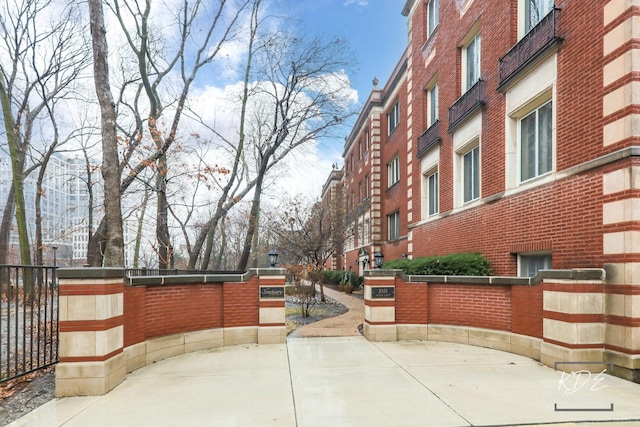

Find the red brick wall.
xmin=395 ymin=279 xmax=428 ymax=324
xmin=223 ymin=277 xmax=259 ymax=328
xmin=427 ymin=283 xmax=512 ymax=331
xmin=124 ymin=283 xmax=224 ymax=345
xmin=390 ymin=275 xmax=544 ymax=337
xmin=411 ymin=168 xmax=605 ymax=276
xmin=511 ymin=285 xmax=543 ymax=338
xmin=123 ymin=277 xmax=262 ymax=346
xmin=124 ymin=286 xmax=146 ymax=347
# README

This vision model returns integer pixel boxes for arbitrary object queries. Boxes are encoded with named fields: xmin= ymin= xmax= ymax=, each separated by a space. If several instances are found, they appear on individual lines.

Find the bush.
xmin=320 ymin=270 xmax=362 ymax=289
xmin=383 ymin=252 xmax=492 ymax=276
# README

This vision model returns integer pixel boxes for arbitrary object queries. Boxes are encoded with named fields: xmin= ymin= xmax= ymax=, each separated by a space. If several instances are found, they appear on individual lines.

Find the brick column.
xmin=363 ymin=271 xmax=397 ymax=341
xmin=602 ymin=0 xmax=640 ymax=381
xmin=56 ymin=268 xmax=125 ymax=397
xmin=540 ymin=271 xmax=607 ymax=373
xmin=257 ymin=269 xmax=286 ymax=344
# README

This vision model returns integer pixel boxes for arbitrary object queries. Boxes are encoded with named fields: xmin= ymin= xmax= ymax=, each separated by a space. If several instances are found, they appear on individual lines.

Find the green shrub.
xmin=320 ymin=270 xmax=361 ymax=288
xmin=383 ymin=252 xmax=492 ymax=276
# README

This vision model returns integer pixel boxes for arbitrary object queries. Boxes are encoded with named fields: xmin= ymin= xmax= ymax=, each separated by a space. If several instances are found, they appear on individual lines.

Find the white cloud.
xmin=344 ymin=0 xmax=369 ymax=6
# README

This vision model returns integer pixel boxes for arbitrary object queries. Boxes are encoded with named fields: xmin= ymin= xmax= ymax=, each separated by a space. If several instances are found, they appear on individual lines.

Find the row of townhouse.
xmin=322 ymin=0 xmax=638 ymax=284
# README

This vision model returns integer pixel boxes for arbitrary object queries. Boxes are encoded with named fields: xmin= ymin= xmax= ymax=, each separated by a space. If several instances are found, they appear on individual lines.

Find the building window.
xmin=358 ymin=139 xmax=363 ymax=161
xmin=388 ymin=102 xmax=400 ymax=135
xmin=388 ymin=211 xmax=400 ymax=241
xmin=525 ymin=0 xmax=554 ymax=33
xmin=365 ymin=174 xmax=370 ymax=199
xmin=387 ymin=156 xmax=400 ymax=188
xmin=518 ymin=253 xmax=552 ymax=277
xmin=427 ymin=0 xmax=439 ymax=38
xmin=462 ymin=145 xmax=480 ymax=203
xmin=365 ymin=130 xmax=370 ymax=153
xmin=428 ymin=83 xmax=438 ymax=126
xmin=427 ymin=170 xmax=439 ymax=216
xmin=520 ymin=101 xmax=552 ymax=182
xmin=463 ymin=32 xmax=481 ymax=92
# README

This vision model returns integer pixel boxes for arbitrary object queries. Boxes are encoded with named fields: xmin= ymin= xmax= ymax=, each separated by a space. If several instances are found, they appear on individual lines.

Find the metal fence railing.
xmin=126 ymin=268 xmax=245 ymax=277
xmin=0 ymin=265 xmax=58 ymax=383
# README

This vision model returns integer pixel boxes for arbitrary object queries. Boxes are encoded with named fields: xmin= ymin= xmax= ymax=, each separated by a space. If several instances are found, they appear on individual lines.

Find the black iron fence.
xmin=0 ymin=265 xmax=58 ymax=383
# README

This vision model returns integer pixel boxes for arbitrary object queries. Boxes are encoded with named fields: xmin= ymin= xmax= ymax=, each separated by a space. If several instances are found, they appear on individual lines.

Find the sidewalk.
xmin=288 ymin=284 xmax=364 ymax=338
xmin=9 ymin=337 xmax=640 ymax=427
xmin=8 ymin=285 xmax=640 ymax=426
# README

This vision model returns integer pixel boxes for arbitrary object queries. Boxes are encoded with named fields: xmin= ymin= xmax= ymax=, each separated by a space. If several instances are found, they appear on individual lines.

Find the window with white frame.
xmin=520 ymin=101 xmax=552 ymax=182
xmin=388 ymin=102 xmax=400 ymax=135
xmin=427 ymin=83 xmax=439 ymax=126
xmin=365 ymin=130 xmax=370 ymax=153
xmin=463 ymin=32 xmax=481 ymax=92
xmin=427 ymin=0 xmax=439 ymax=38
xmin=462 ymin=144 xmax=480 ymax=203
xmin=525 ymin=0 xmax=554 ymax=33
xmin=365 ymin=174 xmax=370 ymax=199
xmin=426 ymin=170 xmax=439 ymax=216
xmin=388 ymin=211 xmax=400 ymax=241
xmin=388 ymin=156 xmax=400 ymax=188
xmin=518 ymin=253 xmax=552 ymax=277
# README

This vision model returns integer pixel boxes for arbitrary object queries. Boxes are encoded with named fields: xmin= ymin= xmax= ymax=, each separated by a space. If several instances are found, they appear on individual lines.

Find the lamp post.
xmin=52 ymin=246 xmax=58 ymax=267
xmin=268 ymin=250 xmax=278 ymax=268
xmin=374 ymin=251 xmax=384 ymax=269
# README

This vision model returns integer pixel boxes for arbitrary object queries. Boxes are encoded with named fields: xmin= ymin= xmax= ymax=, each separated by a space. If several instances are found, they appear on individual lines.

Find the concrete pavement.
xmin=8 ymin=285 xmax=640 ymax=426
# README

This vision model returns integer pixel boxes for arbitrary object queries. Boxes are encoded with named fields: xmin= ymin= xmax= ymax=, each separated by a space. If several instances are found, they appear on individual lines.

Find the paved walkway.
xmin=288 ymin=285 xmax=364 ymax=338
xmin=8 ymin=287 xmax=640 ymax=426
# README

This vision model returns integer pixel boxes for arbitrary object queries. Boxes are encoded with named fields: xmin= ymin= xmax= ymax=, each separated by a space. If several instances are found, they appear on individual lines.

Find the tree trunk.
xmin=133 ymin=189 xmax=151 ymax=268
xmin=0 ymin=185 xmax=16 ymax=265
xmin=0 ymin=79 xmax=30 ymax=268
xmin=89 ymin=0 xmax=124 ymax=267
xmin=237 ymin=164 xmax=266 ymax=271
xmin=156 ymin=154 xmax=171 ymax=269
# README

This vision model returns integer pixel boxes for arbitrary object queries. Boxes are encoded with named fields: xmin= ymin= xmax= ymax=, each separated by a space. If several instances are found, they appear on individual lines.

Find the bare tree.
xmin=269 ymin=196 xmax=350 ymax=302
xmin=235 ymin=32 xmax=356 ymax=271
xmin=0 ymin=0 xmax=91 ymax=269
xmin=85 ymin=0 xmax=254 ymax=269
xmin=88 ymin=0 xmax=125 ymax=267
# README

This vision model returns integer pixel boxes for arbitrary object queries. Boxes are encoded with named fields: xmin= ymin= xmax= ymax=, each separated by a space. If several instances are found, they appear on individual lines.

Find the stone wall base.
xmin=55 ymin=352 xmax=126 ymax=398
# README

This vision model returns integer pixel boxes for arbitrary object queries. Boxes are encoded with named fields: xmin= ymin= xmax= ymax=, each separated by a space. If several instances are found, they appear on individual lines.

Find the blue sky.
xmin=281 ymin=0 xmax=408 ymax=103
xmin=267 ymin=0 xmax=409 ymax=197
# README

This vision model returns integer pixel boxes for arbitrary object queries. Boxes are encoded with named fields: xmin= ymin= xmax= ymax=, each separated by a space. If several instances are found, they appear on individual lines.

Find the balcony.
xmin=417 ymin=120 xmax=442 ymax=158
xmin=498 ymin=7 xmax=563 ymax=91
xmin=448 ymin=79 xmax=485 ymax=132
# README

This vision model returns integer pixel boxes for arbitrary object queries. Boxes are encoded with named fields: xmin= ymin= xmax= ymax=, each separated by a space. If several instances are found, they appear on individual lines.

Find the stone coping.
xmin=364 ymin=268 xmax=606 ymax=286
xmin=57 ymin=267 xmax=125 ymax=280
xmin=126 ymin=268 xmax=287 ymax=287
xmin=56 ymin=267 xmax=287 ymax=286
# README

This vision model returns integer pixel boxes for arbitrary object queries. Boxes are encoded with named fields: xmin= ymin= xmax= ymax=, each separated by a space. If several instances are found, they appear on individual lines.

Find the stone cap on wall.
xmin=57 ymin=267 xmax=125 ymax=280
xmin=364 ymin=268 xmax=606 ymax=286
xmin=126 ymin=268 xmax=287 ymax=286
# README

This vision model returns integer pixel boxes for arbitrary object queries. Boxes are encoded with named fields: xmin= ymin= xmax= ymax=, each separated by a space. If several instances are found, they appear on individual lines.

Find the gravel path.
xmin=288 ymin=285 xmax=364 ymax=338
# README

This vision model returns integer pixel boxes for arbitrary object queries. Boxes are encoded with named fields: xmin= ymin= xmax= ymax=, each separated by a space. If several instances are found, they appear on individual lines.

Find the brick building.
xmin=322 ymin=0 xmax=640 ymax=381
xmin=324 ymin=0 xmax=639 ymax=282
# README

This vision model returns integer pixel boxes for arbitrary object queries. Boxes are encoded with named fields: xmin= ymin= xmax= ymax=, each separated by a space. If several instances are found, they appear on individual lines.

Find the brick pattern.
xmin=123 ymin=277 xmax=262 ymax=346
xmin=427 ymin=283 xmax=512 ymax=331
xmin=511 ymin=285 xmax=543 ymax=338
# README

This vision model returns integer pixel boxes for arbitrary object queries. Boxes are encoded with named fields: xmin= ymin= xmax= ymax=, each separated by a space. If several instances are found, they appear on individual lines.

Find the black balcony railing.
xmin=417 ymin=120 xmax=442 ymax=158
xmin=448 ymin=79 xmax=485 ymax=132
xmin=498 ymin=7 xmax=563 ymax=90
